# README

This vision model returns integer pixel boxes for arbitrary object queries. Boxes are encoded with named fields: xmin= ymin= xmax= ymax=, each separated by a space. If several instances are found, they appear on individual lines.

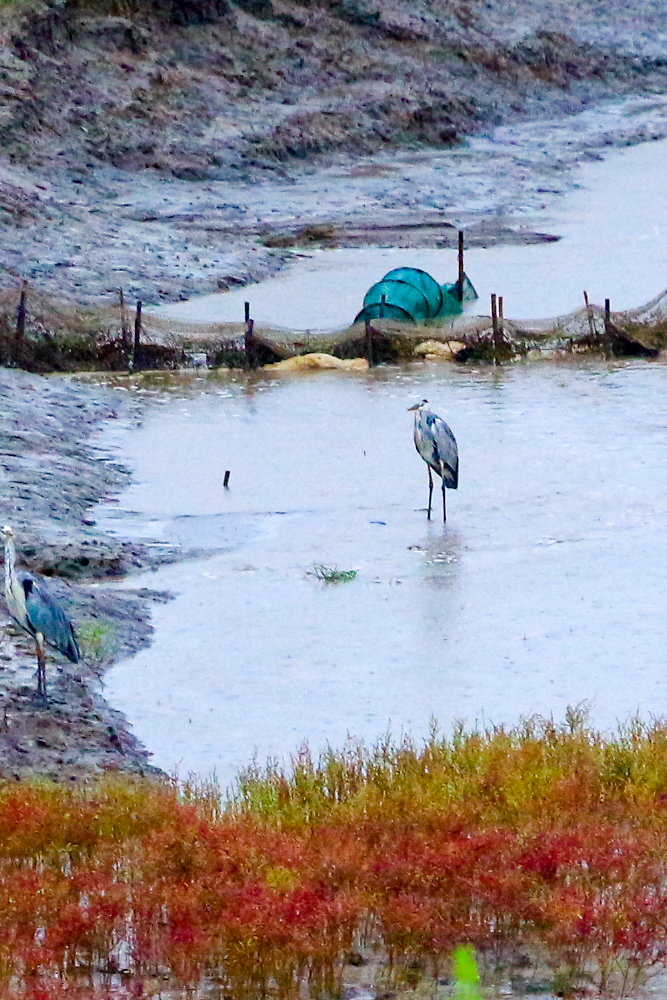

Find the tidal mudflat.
xmin=154 ymin=103 xmax=667 ymax=331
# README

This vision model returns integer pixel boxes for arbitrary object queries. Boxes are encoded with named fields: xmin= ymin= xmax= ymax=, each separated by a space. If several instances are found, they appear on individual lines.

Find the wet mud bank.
xmin=0 ymin=366 xmax=177 ymax=780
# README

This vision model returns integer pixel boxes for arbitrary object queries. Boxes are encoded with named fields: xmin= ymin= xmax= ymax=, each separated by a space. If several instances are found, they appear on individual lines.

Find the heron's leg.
xmin=35 ymin=632 xmax=47 ymax=702
xmin=442 ymin=483 xmax=447 ymax=523
xmin=427 ymin=466 xmax=433 ymax=520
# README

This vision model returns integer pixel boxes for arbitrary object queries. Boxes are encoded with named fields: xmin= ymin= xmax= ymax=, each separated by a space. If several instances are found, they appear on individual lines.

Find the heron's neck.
xmin=3 ymin=537 xmax=16 ymax=593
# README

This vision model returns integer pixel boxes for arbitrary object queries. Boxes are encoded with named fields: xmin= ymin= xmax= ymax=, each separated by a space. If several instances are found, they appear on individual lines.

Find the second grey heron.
xmin=408 ymin=399 xmax=458 ymax=522
xmin=1 ymin=525 xmax=80 ymax=701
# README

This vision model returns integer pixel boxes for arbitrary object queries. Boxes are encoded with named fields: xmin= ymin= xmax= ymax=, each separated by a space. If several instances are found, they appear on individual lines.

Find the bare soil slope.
xmin=3 ymin=0 xmax=667 ymax=177
xmin=1 ymin=0 xmax=667 ymax=305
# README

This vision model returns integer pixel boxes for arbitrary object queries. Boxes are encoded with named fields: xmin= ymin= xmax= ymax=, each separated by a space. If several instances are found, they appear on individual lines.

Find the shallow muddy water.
xmin=95 ymin=359 xmax=667 ymax=786
xmin=155 ymin=121 xmax=667 ymax=330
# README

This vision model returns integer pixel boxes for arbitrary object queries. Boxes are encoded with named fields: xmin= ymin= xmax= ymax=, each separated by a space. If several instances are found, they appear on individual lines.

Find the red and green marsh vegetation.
xmin=5 ymin=710 xmax=667 ymax=998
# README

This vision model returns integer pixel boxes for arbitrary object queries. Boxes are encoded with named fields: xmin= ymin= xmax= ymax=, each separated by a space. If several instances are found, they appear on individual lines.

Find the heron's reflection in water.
xmin=413 ymin=529 xmax=463 ymax=591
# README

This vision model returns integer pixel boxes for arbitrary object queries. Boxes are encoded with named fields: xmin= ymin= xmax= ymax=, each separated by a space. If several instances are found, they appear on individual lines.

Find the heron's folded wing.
xmin=24 ymin=577 xmax=80 ymax=662
xmin=427 ymin=414 xmax=459 ymax=488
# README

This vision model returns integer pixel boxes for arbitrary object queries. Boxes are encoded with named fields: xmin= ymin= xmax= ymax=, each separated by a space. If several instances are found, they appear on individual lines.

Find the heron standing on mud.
xmin=1 ymin=525 xmax=80 ymax=701
xmin=408 ymin=400 xmax=459 ymax=522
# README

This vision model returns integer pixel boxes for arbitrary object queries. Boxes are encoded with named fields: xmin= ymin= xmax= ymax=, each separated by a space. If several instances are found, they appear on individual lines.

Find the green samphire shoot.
xmin=453 ymin=946 xmax=482 ymax=1000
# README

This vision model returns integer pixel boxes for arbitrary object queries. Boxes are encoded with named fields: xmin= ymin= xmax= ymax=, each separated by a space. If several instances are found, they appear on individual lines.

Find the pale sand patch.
xmin=413 ymin=340 xmax=467 ymax=359
xmin=263 ymin=353 xmax=369 ymax=370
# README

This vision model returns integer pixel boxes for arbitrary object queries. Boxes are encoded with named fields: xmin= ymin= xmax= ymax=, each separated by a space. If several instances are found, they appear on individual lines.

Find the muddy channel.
xmin=5 ymin=104 xmax=667 ymax=785
xmin=87 ymin=357 xmax=667 ymax=789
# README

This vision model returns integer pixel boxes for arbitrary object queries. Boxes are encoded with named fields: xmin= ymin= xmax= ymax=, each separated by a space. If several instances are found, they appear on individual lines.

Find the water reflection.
xmin=420 ymin=529 xmax=462 ymax=591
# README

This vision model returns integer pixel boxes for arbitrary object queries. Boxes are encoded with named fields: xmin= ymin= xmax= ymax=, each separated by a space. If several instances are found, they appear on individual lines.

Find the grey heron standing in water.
xmin=408 ymin=400 xmax=458 ymax=522
xmin=1 ymin=525 xmax=80 ymax=701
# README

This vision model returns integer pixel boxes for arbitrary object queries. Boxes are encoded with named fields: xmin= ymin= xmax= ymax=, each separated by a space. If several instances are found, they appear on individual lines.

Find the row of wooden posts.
xmin=189 ymin=285 xmax=618 ymax=367
xmin=489 ymin=292 xmax=615 ymax=356
xmin=11 ymin=284 xmax=147 ymax=369
xmin=11 ymin=270 xmax=617 ymax=371
xmin=13 ymin=281 xmax=259 ymax=370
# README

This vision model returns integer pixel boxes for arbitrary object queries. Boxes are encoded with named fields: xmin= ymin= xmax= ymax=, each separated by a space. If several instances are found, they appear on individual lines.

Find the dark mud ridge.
xmin=0 ymin=366 xmax=177 ymax=780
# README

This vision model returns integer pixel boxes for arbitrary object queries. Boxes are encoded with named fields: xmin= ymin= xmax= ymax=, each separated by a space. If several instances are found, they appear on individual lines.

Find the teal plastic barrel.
xmin=382 ymin=268 xmax=444 ymax=316
xmin=354 ymin=267 xmax=478 ymax=324
xmin=355 ymin=279 xmax=431 ymax=323
xmin=440 ymin=275 xmax=478 ymax=314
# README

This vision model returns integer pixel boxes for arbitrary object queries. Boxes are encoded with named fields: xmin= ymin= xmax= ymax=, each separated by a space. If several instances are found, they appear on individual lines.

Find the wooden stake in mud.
xmin=244 ymin=302 xmax=257 ymax=368
xmin=491 ymin=293 xmax=499 ymax=361
xmin=457 ymin=230 xmax=464 ymax=301
xmin=245 ymin=316 xmax=255 ymax=369
xmin=119 ymin=288 xmax=130 ymax=349
xmin=380 ymin=294 xmax=386 ymax=319
xmin=604 ymin=297 xmax=612 ymax=358
xmin=223 ymin=470 xmax=230 ymax=488
xmin=498 ymin=295 xmax=504 ymax=338
xmin=583 ymin=290 xmax=596 ymax=340
xmin=133 ymin=300 xmax=142 ymax=370
xmin=365 ymin=319 xmax=374 ymax=368
xmin=14 ymin=282 xmax=26 ymax=365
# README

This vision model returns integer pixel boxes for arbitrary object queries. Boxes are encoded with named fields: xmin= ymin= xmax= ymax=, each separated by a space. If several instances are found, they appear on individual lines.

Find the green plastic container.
xmin=439 ymin=275 xmax=478 ymax=315
xmin=356 ymin=278 xmax=431 ymax=323
xmin=382 ymin=267 xmax=444 ymax=316
xmin=354 ymin=267 xmax=477 ymax=324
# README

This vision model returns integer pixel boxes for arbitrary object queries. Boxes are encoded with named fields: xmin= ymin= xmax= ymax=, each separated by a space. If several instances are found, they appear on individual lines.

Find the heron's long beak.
xmin=407 ymin=403 xmax=421 ymax=411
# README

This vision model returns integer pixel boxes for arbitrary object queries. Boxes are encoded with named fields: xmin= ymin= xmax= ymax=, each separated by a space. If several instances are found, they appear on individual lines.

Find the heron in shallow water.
xmin=408 ymin=399 xmax=459 ymax=522
xmin=1 ymin=525 xmax=80 ymax=701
